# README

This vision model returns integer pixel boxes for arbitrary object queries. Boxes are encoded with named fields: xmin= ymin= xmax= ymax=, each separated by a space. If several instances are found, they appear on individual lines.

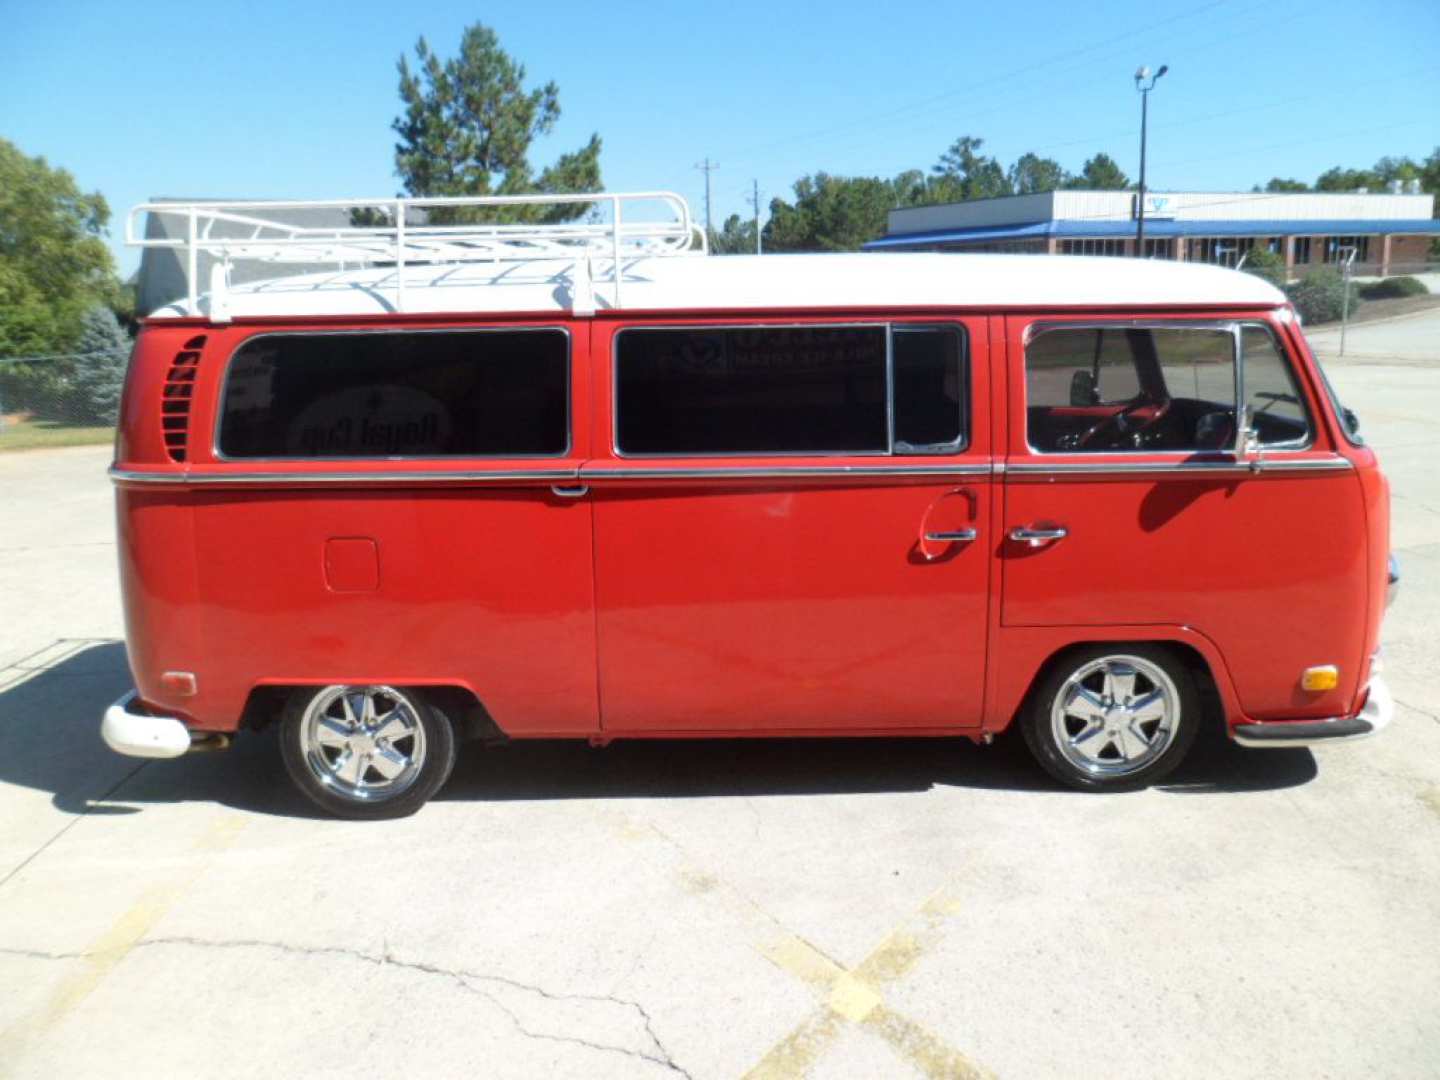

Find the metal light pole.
xmin=1134 ymin=64 xmax=1168 ymax=256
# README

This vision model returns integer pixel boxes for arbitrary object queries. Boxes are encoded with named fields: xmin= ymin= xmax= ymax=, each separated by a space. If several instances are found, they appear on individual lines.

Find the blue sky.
xmin=4 ymin=0 xmax=1437 ymax=275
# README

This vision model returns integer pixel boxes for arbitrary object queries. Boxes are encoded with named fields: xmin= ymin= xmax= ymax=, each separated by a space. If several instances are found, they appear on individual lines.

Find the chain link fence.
xmin=0 ymin=349 xmax=124 ymax=452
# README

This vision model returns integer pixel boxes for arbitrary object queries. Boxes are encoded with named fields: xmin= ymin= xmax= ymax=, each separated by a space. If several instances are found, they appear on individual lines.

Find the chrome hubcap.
xmin=1050 ymin=656 xmax=1180 ymax=777
xmin=301 ymin=685 xmax=426 ymax=802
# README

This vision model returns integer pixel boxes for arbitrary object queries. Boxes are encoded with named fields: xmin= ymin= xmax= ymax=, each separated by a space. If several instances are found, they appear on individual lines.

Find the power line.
xmin=728 ymin=0 xmax=1240 ymax=161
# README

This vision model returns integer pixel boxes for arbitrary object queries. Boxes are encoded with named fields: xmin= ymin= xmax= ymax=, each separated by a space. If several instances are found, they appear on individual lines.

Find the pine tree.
xmin=68 ymin=306 xmax=130 ymax=424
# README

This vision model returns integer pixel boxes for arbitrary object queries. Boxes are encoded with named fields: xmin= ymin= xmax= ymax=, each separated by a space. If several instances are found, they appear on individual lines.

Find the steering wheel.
xmin=1076 ymin=399 xmax=1172 ymax=450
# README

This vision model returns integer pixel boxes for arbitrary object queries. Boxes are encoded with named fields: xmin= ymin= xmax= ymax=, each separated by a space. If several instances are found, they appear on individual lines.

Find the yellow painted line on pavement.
xmin=742 ymin=885 xmax=994 ymax=1080
xmin=0 ymin=814 xmax=247 ymax=1068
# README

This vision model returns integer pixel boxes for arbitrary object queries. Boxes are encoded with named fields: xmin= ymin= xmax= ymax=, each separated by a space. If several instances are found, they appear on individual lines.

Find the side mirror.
xmin=1069 ymin=369 xmax=1100 ymax=406
xmin=1342 ymin=407 xmax=1361 ymax=437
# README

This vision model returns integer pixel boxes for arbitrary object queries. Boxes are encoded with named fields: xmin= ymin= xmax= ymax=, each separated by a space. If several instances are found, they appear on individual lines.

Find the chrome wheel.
xmin=1049 ymin=655 xmax=1180 ymax=778
xmin=300 ymin=685 xmax=427 ymax=802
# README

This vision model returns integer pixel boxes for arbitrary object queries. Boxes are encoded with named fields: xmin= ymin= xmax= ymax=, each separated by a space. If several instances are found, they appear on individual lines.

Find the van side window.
xmin=1026 ymin=326 xmax=1236 ymax=453
xmin=893 ymin=326 xmax=965 ymax=452
xmin=615 ymin=324 xmax=967 ymax=456
xmin=1242 ymin=325 xmax=1312 ymax=446
xmin=218 ymin=330 xmax=568 ymax=459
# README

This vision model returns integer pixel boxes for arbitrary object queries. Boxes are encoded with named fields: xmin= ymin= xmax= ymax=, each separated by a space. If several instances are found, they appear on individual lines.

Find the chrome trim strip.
xmin=110 ymin=467 xmax=580 ymax=486
xmin=1005 ymin=456 xmax=1352 ymax=477
xmin=583 ymin=463 xmax=994 ymax=480
xmin=111 ymin=463 xmax=995 ymax=486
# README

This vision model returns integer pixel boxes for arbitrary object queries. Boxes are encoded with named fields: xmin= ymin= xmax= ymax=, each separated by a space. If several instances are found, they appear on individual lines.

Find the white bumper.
xmin=101 ymin=692 xmax=192 ymax=759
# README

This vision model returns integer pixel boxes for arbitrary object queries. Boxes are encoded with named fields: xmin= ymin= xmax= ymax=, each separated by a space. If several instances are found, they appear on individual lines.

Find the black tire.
xmin=1021 ymin=644 xmax=1201 ymax=792
xmin=279 ymin=685 xmax=457 ymax=820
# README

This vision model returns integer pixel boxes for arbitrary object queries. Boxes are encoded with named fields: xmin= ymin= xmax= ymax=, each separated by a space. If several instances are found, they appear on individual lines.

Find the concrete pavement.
xmin=2 ymin=358 xmax=1438 ymax=1077
xmin=1305 ymin=303 xmax=1440 ymax=363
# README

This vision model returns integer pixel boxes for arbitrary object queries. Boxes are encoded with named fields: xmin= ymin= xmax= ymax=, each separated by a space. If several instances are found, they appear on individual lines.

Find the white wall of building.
xmin=886 ymin=190 xmax=1435 ymax=234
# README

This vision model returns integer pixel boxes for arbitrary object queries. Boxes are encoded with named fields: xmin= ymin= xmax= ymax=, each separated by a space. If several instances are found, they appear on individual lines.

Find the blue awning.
xmin=864 ymin=217 xmax=1440 ymax=249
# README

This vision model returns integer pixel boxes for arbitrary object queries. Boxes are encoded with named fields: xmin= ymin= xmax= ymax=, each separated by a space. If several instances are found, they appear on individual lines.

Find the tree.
xmin=0 ymin=140 xmax=118 ymax=358
xmin=1008 ymin=153 xmax=1068 ymax=195
xmin=1064 ymin=153 xmax=1129 ymax=190
xmin=68 ymin=306 xmax=131 ymax=424
xmin=1314 ymin=166 xmax=1380 ymax=192
xmin=710 ymin=214 xmax=758 ymax=255
xmin=1264 ymin=177 xmax=1309 ymax=192
xmin=764 ymin=173 xmax=913 ymax=252
xmin=391 ymin=23 xmax=601 ymax=223
xmin=932 ymin=136 xmax=1011 ymax=200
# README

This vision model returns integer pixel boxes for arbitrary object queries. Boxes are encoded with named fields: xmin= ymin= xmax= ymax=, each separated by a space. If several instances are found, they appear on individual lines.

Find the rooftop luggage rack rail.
xmin=126 ymin=191 xmax=706 ymax=319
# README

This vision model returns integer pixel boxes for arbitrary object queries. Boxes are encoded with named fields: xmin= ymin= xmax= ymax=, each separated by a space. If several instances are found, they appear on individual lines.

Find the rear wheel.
xmin=279 ymin=685 xmax=456 ymax=819
xmin=1022 ymin=645 xmax=1199 ymax=791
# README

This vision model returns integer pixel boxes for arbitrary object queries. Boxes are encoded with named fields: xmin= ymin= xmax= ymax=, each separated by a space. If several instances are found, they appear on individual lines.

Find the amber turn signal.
xmin=159 ymin=671 xmax=198 ymax=697
xmin=1300 ymin=665 xmax=1339 ymax=692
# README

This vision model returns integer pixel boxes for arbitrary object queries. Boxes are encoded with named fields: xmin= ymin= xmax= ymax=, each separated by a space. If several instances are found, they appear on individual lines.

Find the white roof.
xmin=148 ymin=253 xmax=1286 ymax=321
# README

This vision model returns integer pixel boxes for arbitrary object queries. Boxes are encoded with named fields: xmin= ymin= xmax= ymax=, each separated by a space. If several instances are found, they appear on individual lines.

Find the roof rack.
xmin=126 ymin=191 xmax=706 ymax=320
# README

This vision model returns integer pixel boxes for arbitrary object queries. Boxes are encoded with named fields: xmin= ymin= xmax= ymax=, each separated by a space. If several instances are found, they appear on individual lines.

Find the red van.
xmin=103 ymin=193 xmax=1396 ymax=818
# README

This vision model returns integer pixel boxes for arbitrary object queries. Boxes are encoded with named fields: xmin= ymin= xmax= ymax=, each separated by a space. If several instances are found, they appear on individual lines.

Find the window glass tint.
xmin=218 ymin=330 xmax=567 ymax=458
xmin=1242 ymin=325 xmax=1311 ymax=446
xmin=893 ymin=326 xmax=965 ymax=452
xmin=616 ymin=326 xmax=887 ymax=454
xmin=1026 ymin=326 xmax=1236 ymax=453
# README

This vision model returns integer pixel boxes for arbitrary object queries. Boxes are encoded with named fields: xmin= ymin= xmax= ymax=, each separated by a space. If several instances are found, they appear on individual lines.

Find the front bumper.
xmin=101 ymin=691 xmax=192 ymax=759
xmin=1233 ymin=674 xmax=1394 ymax=749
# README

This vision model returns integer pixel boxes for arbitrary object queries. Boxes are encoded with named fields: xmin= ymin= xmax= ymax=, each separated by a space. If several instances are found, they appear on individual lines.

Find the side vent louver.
xmin=161 ymin=335 xmax=206 ymax=463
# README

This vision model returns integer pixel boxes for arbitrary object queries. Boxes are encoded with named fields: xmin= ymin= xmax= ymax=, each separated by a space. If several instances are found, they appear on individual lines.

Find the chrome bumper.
xmin=101 ymin=691 xmax=192 ymax=759
xmin=1233 ymin=674 xmax=1394 ymax=749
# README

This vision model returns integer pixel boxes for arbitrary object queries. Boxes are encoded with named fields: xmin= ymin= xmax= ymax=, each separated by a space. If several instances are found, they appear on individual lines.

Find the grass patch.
xmin=0 ymin=415 xmax=114 ymax=452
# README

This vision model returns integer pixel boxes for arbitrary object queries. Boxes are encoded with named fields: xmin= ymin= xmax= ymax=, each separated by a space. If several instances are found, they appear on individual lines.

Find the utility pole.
xmin=1133 ymin=64 xmax=1168 ymax=256
xmin=747 ymin=179 xmax=762 ymax=254
xmin=695 ymin=158 xmax=719 ymax=245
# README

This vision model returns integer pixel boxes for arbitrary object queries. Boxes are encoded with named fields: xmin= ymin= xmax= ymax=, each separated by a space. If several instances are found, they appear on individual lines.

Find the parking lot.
xmin=2 ymin=337 xmax=1438 ymax=1078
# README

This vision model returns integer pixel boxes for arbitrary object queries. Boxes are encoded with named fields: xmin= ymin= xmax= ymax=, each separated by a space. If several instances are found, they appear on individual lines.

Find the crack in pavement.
xmin=0 ymin=937 xmax=692 ymax=1079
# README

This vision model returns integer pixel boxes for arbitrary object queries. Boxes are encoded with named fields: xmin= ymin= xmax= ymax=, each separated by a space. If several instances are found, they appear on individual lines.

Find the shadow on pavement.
xmin=0 ymin=641 xmax=1317 ymax=820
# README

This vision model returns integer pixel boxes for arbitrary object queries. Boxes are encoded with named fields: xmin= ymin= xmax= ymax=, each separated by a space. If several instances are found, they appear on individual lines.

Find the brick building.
xmin=866 ymin=189 xmax=1438 ymax=277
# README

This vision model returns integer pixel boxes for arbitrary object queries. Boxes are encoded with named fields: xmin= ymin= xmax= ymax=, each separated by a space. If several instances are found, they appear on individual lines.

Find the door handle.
xmin=1010 ymin=525 xmax=1068 ymax=545
xmin=551 ymin=484 xmax=589 ymax=498
xmin=923 ymin=529 xmax=978 ymax=543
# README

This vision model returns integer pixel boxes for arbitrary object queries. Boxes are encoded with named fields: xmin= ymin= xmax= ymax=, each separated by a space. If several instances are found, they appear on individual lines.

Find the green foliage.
xmin=1284 ymin=268 xmax=1359 ymax=325
xmin=1315 ymin=166 xmax=1381 ymax=192
xmin=765 ymin=173 xmax=912 ymax=253
xmin=1358 ymin=276 xmax=1429 ymax=301
xmin=1242 ymin=245 xmax=1287 ymax=287
xmin=0 ymin=140 xmax=118 ymax=358
xmin=68 ymin=307 xmax=131 ymax=424
xmin=932 ymin=136 xmax=1011 ymax=200
xmin=1008 ymin=153 xmax=1068 ymax=195
xmin=391 ymin=23 xmax=601 ymax=223
xmin=1264 ymin=177 xmax=1309 ymax=192
xmin=1063 ymin=153 xmax=1129 ymax=190
xmin=710 ymin=214 xmax=758 ymax=255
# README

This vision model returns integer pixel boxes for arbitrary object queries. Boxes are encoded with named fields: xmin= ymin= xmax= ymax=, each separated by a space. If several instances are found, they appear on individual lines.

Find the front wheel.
xmin=1022 ymin=646 xmax=1200 ymax=791
xmin=280 ymin=685 xmax=457 ymax=819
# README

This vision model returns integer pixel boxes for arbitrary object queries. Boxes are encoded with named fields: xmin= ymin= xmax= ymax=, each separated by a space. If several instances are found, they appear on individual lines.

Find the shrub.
xmin=1358 ymin=275 xmax=1430 ymax=301
xmin=1284 ymin=268 xmax=1359 ymax=325
xmin=1241 ymin=245 xmax=1287 ymax=287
